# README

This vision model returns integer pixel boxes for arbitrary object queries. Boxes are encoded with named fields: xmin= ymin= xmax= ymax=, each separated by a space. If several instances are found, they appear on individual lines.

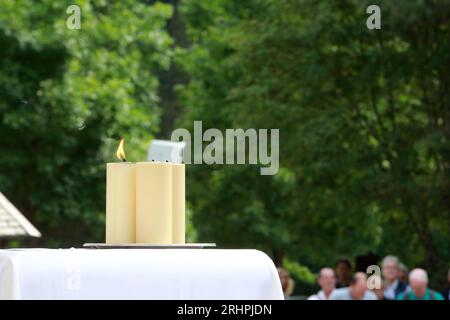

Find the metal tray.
xmin=83 ymin=243 xmax=216 ymax=249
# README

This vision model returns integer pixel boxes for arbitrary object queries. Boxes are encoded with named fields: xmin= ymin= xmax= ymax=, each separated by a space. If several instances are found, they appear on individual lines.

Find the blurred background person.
xmin=277 ymin=267 xmax=294 ymax=299
xmin=335 ymin=257 xmax=352 ymax=288
xmin=330 ymin=272 xmax=377 ymax=300
xmin=398 ymin=262 xmax=409 ymax=284
xmin=382 ymin=255 xmax=408 ymax=300
xmin=397 ymin=268 xmax=444 ymax=300
xmin=308 ymin=267 xmax=336 ymax=300
xmin=440 ymin=268 xmax=450 ymax=301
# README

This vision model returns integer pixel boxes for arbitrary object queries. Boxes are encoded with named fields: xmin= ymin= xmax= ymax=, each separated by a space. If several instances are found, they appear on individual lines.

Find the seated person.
xmin=330 ymin=272 xmax=377 ymax=300
xmin=397 ymin=268 xmax=444 ymax=300
xmin=381 ymin=255 xmax=408 ymax=299
xmin=308 ymin=268 xmax=336 ymax=300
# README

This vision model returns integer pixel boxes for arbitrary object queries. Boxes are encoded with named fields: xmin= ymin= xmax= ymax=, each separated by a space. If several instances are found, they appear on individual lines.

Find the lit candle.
xmin=106 ymin=139 xmax=186 ymax=245
xmin=105 ymin=139 xmax=136 ymax=243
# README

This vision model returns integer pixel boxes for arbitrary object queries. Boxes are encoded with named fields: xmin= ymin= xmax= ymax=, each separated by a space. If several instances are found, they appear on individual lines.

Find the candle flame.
xmin=116 ymin=138 xmax=126 ymax=162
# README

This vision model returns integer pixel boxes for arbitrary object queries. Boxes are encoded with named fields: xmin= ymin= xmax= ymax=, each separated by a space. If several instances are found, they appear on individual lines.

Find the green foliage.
xmin=178 ymin=0 xmax=450 ymax=285
xmin=0 ymin=0 xmax=173 ymax=246
xmin=283 ymin=258 xmax=318 ymax=296
xmin=283 ymin=259 xmax=317 ymax=285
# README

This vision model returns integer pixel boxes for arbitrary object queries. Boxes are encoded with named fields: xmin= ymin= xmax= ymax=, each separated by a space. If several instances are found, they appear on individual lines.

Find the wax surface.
xmin=106 ymin=163 xmax=136 ymax=243
xmin=172 ymin=164 xmax=185 ymax=244
xmin=136 ymin=162 xmax=172 ymax=244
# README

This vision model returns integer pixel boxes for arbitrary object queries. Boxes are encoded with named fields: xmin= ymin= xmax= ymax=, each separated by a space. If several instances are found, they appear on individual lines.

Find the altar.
xmin=0 ymin=248 xmax=283 ymax=300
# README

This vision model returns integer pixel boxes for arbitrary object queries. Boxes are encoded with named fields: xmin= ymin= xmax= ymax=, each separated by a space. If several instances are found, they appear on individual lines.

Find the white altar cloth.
xmin=0 ymin=248 xmax=283 ymax=300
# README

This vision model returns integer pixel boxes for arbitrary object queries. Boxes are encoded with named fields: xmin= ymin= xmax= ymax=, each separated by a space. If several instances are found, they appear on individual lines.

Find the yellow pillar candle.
xmin=106 ymin=163 xmax=136 ymax=243
xmin=136 ymin=162 xmax=172 ymax=244
xmin=172 ymin=163 xmax=185 ymax=244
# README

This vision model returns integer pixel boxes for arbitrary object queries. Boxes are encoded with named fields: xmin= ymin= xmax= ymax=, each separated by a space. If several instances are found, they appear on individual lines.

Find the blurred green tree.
xmin=177 ymin=0 xmax=450 ymax=285
xmin=0 ymin=0 xmax=173 ymax=246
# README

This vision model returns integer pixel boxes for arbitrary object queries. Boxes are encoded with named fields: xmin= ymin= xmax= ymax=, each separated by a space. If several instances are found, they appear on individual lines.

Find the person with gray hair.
xmin=397 ymin=268 xmax=444 ymax=300
xmin=381 ymin=255 xmax=407 ymax=299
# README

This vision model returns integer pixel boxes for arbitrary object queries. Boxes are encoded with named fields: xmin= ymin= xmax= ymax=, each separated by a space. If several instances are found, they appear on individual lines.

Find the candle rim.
xmin=135 ymin=161 xmax=176 ymax=165
xmin=106 ymin=161 xmax=185 ymax=166
xmin=106 ymin=162 xmax=136 ymax=165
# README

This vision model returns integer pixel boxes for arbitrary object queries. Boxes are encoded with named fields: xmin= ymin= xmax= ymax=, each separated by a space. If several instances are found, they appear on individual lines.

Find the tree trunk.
xmin=272 ymin=249 xmax=284 ymax=267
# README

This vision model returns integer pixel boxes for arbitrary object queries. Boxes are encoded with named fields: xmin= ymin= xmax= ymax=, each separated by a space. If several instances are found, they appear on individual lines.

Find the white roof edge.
xmin=0 ymin=192 xmax=41 ymax=238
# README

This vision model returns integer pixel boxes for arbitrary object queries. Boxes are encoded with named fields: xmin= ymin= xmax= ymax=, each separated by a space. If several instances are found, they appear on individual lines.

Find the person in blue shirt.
xmin=330 ymin=272 xmax=377 ymax=300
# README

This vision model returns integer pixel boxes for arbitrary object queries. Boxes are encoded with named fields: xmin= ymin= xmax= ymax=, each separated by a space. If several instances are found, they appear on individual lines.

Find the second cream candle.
xmin=136 ymin=162 xmax=173 ymax=244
